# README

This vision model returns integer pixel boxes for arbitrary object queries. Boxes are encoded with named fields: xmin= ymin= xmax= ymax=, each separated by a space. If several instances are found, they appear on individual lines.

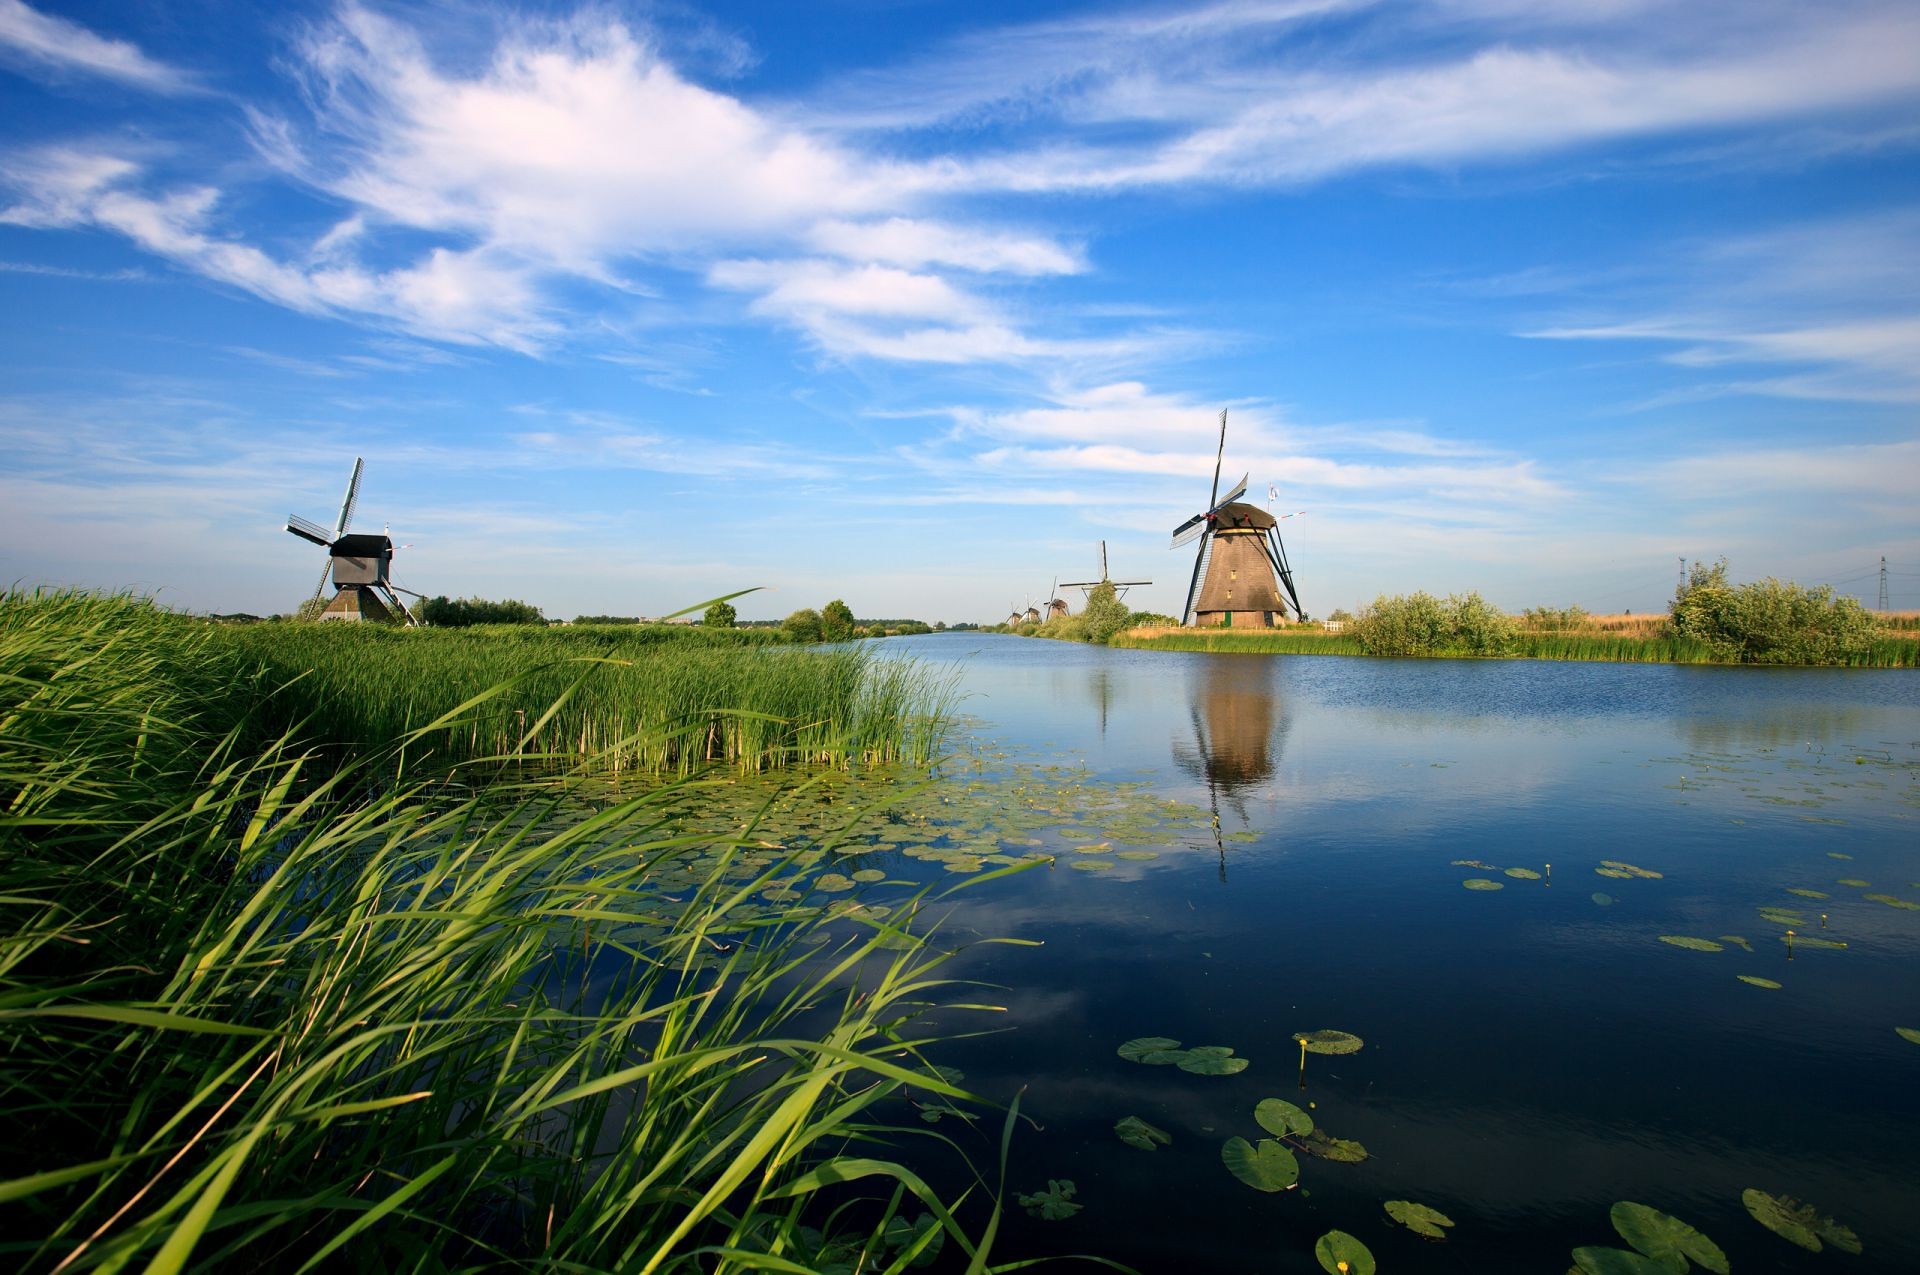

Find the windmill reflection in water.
xmin=1171 ymin=656 xmax=1292 ymax=880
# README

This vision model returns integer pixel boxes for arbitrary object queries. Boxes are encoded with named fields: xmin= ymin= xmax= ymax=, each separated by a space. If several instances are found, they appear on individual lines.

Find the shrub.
xmin=1521 ymin=604 xmax=1589 ymax=630
xmin=1127 ymin=610 xmax=1180 ymax=628
xmin=1080 ymin=582 xmax=1133 ymax=645
xmin=1670 ymin=559 xmax=1874 ymax=664
xmin=782 ymin=607 xmax=823 ymax=642
xmin=1353 ymin=591 xmax=1516 ymax=657
xmin=821 ymin=599 xmax=856 ymax=642
xmin=419 ymin=595 xmax=545 ymax=627
xmin=702 ymin=600 xmax=737 ymax=628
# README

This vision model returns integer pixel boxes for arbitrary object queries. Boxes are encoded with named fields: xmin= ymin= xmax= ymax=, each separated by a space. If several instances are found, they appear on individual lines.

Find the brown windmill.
xmin=1169 ymin=411 xmax=1302 ymax=627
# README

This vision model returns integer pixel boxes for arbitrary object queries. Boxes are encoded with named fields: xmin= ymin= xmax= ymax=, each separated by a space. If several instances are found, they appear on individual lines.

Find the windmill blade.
xmin=1180 ymin=531 xmax=1211 ymax=625
xmin=1264 ymin=526 xmax=1304 ymax=619
xmin=1169 ymin=510 xmax=1208 ymax=548
xmin=1206 ymin=409 xmax=1227 ymax=509
xmin=306 ymin=556 xmax=333 ymax=615
xmin=1208 ymin=472 xmax=1248 ymax=514
xmin=285 ymin=514 xmax=331 ymax=546
xmin=333 ymin=457 xmax=364 ymax=537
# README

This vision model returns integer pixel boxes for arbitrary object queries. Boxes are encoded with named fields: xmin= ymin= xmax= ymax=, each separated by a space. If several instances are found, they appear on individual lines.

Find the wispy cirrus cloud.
xmin=0 ymin=0 xmax=194 ymax=93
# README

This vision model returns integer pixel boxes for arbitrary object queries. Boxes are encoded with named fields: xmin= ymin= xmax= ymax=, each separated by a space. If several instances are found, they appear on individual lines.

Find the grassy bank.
xmin=1 ymin=590 xmax=1011 ymax=1273
xmin=1109 ymin=623 xmax=1920 ymax=666
xmin=219 ymin=620 xmax=955 ymax=774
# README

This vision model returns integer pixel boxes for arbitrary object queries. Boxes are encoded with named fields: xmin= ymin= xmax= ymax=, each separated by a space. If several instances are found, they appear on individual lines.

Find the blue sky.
xmin=2 ymin=0 xmax=1916 ymax=622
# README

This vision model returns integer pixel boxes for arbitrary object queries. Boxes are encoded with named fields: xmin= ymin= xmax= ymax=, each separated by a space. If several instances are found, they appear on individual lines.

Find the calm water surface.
xmin=872 ymin=635 xmax=1920 ymax=1273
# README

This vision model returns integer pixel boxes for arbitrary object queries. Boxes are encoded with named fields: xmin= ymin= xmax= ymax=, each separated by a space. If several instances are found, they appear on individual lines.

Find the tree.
xmin=702 ymin=600 xmax=737 ymax=628
xmin=1082 ymin=581 xmax=1132 ymax=645
xmin=782 ymin=608 xmax=823 ymax=642
xmin=418 ymin=596 xmax=545 ymax=627
xmin=1671 ymin=558 xmax=1873 ymax=664
xmin=821 ymin=598 xmax=855 ymax=642
xmin=933 ymin=620 xmax=947 ymax=632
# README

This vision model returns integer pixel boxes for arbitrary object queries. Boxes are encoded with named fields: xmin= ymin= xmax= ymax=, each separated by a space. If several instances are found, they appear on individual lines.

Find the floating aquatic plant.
xmin=1741 ymin=1189 xmax=1860 ymax=1253
xmin=1836 ymin=878 xmax=1869 ymax=887
xmin=1505 ymin=867 xmax=1543 ymax=880
xmin=1895 ymin=1027 xmax=1920 ymax=1045
xmin=1114 ymin=1115 xmax=1172 ymax=1150
xmin=1314 ymin=1230 xmax=1375 ymax=1275
xmin=1609 ymin=1201 xmax=1729 ymax=1273
xmin=1068 ymin=858 xmax=1114 ymax=872
xmin=1221 ymin=1136 xmax=1299 ymax=1192
xmin=1463 ymin=878 xmax=1504 ymax=890
xmin=1785 ymin=887 xmax=1830 ymax=899
xmin=1294 ymin=1030 xmax=1364 ymax=1055
xmin=1384 ymin=1199 xmax=1455 ymax=1239
xmin=1017 ymin=1179 xmax=1082 ymax=1221
xmin=1717 ymin=935 xmax=1752 ymax=951
xmin=1738 ymin=975 xmax=1783 ymax=989
xmin=1658 ymin=936 xmax=1724 ymax=952
xmin=1178 ymin=1045 xmax=1249 ymax=1075
xmin=1452 ymin=859 xmax=1498 ymax=869
xmin=1572 ymin=1245 xmax=1671 ymax=1273
xmin=1592 ymin=892 xmax=1615 ymax=906
xmin=1864 ymin=893 xmax=1920 ymax=909
xmin=1601 ymin=860 xmax=1664 ymax=879
xmin=1118 ymin=1036 xmax=1187 ymax=1065
xmin=1255 ymin=1098 xmax=1313 ymax=1137
xmin=1297 ymin=1129 xmax=1368 ymax=1162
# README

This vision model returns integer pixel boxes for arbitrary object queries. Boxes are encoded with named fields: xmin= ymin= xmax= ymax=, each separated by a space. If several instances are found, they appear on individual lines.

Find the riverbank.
xmin=1108 ymin=624 xmax=1920 ymax=666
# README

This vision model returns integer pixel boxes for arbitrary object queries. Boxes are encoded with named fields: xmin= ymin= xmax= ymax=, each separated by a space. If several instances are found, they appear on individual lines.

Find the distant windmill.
xmin=1169 ymin=411 xmax=1302 ymax=627
xmin=285 ymin=458 xmax=421 ymax=623
xmin=1060 ymin=540 xmax=1153 ymax=601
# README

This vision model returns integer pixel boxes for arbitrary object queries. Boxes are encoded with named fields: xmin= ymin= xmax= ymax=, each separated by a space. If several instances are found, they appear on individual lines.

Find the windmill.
xmin=1060 ymin=540 xmax=1152 ymax=601
xmin=1169 ymin=411 xmax=1302 ymax=627
xmin=1043 ymin=576 xmax=1070 ymax=620
xmin=285 ymin=458 xmax=420 ymax=623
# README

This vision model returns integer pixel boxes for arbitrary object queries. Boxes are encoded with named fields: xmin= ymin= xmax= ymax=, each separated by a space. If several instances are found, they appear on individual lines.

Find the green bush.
xmin=1126 ymin=610 xmax=1180 ymax=627
xmin=1670 ymin=559 xmax=1875 ymax=664
xmin=1521 ymin=604 xmax=1589 ymax=630
xmin=419 ymin=594 xmax=545 ymax=626
xmin=1082 ymin=582 xmax=1132 ymax=645
xmin=782 ymin=607 xmax=823 ymax=642
xmin=702 ymin=599 xmax=737 ymax=628
xmin=821 ymin=599 xmax=855 ymax=642
xmin=1353 ymin=591 xmax=1517 ymax=657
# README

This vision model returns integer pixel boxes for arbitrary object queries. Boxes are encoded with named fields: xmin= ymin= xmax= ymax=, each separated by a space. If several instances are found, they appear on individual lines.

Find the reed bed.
xmin=1109 ymin=627 xmax=1365 ymax=655
xmin=1 ymin=588 xmax=1022 ymax=1272
xmin=219 ymin=623 xmax=957 ymax=774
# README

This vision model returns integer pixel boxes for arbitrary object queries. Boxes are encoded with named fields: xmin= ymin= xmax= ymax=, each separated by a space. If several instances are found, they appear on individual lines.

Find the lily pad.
xmin=1179 ymin=1045 xmax=1249 ymax=1075
xmin=1297 ymin=1129 xmax=1368 ymax=1162
xmin=1738 ymin=975 xmax=1783 ymax=989
xmin=1115 ymin=850 xmax=1160 ymax=861
xmin=1785 ymin=887 xmax=1830 ymax=899
xmin=1572 ymin=1247 xmax=1670 ymax=1274
xmin=1462 ymin=878 xmax=1504 ymax=890
xmin=1592 ymin=892 xmax=1615 ymax=906
xmin=1895 ymin=1026 xmax=1920 ymax=1045
xmin=1385 ymin=1199 xmax=1455 ymax=1239
xmin=851 ymin=868 xmax=886 ymax=883
xmin=1293 ymin=1030 xmax=1364 ymax=1056
xmin=1068 ymin=858 xmax=1114 ymax=872
xmin=1610 ymin=1201 xmax=1729 ymax=1274
xmin=1221 ymin=1136 xmax=1299 ymax=1192
xmin=1117 ymin=1036 xmax=1186 ymax=1065
xmin=1781 ymin=933 xmax=1847 ymax=949
xmin=1864 ymin=893 xmax=1920 ymax=909
xmin=1836 ymin=878 xmax=1869 ymax=887
xmin=1741 ymin=1188 xmax=1860 ymax=1254
xmin=1505 ymin=867 xmax=1543 ymax=880
xmin=814 ymin=873 xmax=855 ymax=893
xmin=1602 ymin=860 xmax=1664 ymax=879
xmin=1016 ymin=1178 xmax=1081 ymax=1221
xmin=1113 ymin=1115 xmax=1171 ymax=1151
xmin=1827 ymin=851 xmax=1853 ymax=859
xmin=1757 ymin=906 xmax=1805 ymax=925
xmin=1717 ymin=935 xmax=1752 ymax=951
xmin=1451 ymin=859 xmax=1498 ymax=869
xmin=1254 ymin=1098 xmax=1313 ymax=1138
xmin=1596 ymin=868 xmax=1636 ymax=879
xmin=1314 ymin=1230 xmax=1375 ymax=1275
xmin=1658 ymin=936 xmax=1724 ymax=952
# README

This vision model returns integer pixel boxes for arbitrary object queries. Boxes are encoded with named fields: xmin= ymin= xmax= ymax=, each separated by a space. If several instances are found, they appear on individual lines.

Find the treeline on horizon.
xmin=240 ymin=592 xmax=972 ymax=636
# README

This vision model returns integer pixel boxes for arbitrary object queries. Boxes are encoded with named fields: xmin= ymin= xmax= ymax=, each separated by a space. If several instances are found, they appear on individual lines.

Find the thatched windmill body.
xmin=1170 ymin=412 xmax=1302 ymax=627
xmin=285 ymin=458 xmax=420 ymax=623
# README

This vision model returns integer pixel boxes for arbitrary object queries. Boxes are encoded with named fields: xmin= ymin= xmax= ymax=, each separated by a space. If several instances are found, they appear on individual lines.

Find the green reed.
xmin=1 ymin=589 xmax=1026 ymax=1273
xmin=219 ymin=622 xmax=956 ymax=774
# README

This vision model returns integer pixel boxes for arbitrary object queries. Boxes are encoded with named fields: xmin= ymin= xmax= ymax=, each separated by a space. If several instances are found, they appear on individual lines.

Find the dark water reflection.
xmin=870 ymin=637 xmax=1920 ymax=1273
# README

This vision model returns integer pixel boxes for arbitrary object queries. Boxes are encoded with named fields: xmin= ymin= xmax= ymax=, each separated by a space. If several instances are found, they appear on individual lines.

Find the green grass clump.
xmin=1 ymin=588 xmax=1016 ymax=1272
xmin=1108 ymin=629 xmax=1365 ymax=655
xmin=218 ymin=622 xmax=955 ymax=775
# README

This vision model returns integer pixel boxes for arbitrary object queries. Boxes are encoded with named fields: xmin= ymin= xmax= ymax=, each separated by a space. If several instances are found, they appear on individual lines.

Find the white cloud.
xmin=0 ymin=0 xmax=192 ymax=93
xmin=805 ymin=218 xmax=1083 ymax=276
